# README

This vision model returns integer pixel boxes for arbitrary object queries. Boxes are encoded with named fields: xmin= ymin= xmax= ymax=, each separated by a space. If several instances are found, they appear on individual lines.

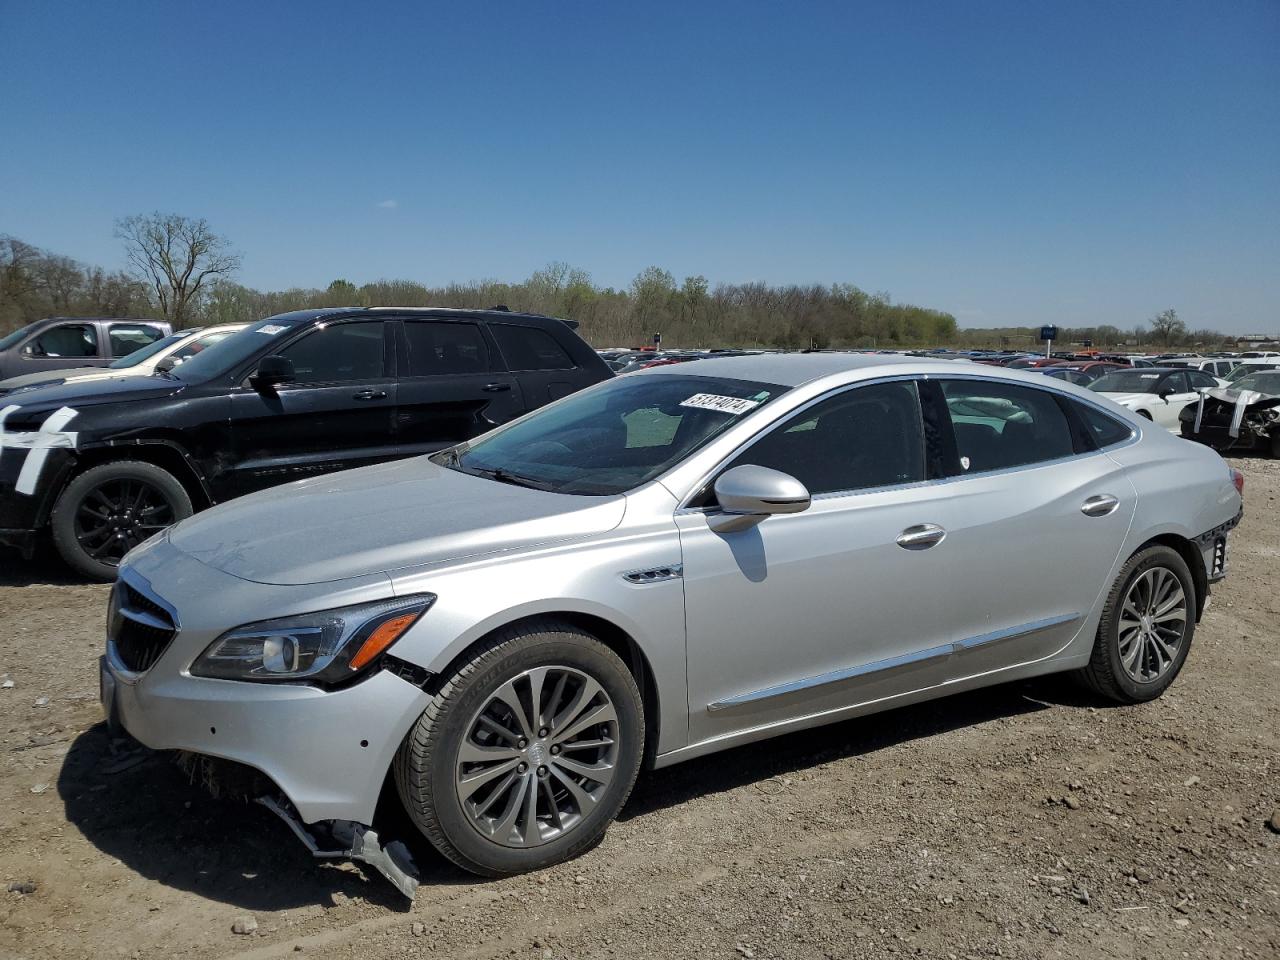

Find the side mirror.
xmin=710 ymin=465 xmax=810 ymax=531
xmin=250 ymin=355 xmax=296 ymax=390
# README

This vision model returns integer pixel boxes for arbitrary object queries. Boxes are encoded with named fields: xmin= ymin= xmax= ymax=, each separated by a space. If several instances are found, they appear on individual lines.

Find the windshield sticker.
xmin=680 ymin=393 xmax=761 ymax=415
xmin=257 ymin=324 xmax=287 ymax=335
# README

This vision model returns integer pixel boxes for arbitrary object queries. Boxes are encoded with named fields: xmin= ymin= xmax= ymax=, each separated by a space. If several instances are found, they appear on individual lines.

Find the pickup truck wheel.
xmin=395 ymin=620 xmax=644 ymax=877
xmin=1077 ymin=545 xmax=1195 ymax=704
xmin=50 ymin=460 xmax=192 ymax=581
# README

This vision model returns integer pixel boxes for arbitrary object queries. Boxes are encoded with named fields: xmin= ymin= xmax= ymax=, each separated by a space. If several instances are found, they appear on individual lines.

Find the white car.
xmin=0 ymin=324 xmax=246 ymax=396
xmin=1163 ymin=357 xmax=1239 ymax=379
xmin=1089 ymin=367 xmax=1226 ymax=432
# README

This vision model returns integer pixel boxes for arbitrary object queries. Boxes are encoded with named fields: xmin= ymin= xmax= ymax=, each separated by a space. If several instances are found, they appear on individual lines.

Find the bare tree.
xmin=1148 ymin=307 xmax=1186 ymax=346
xmin=115 ymin=213 xmax=241 ymax=327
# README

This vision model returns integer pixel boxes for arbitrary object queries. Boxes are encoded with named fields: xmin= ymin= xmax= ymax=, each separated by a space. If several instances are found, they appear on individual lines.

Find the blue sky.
xmin=2 ymin=1 xmax=1277 ymax=333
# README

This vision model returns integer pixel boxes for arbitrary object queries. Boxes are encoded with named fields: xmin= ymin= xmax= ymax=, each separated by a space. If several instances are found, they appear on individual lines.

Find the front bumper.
xmin=100 ymin=540 xmax=434 ymax=824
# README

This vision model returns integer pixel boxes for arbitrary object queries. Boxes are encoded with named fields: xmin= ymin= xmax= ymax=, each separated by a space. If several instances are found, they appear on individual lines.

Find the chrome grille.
xmin=109 ymin=581 xmax=177 ymax=673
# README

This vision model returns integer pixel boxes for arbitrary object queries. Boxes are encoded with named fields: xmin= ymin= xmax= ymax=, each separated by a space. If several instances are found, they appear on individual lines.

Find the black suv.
xmin=0 ymin=317 xmax=171 ymax=380
xmin=0 ymin=307 xmax=611 ymax=579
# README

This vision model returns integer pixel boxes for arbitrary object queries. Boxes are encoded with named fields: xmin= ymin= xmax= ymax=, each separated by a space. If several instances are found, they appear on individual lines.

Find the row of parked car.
xmin=1 ymin=313 xmax=1275 ymax=580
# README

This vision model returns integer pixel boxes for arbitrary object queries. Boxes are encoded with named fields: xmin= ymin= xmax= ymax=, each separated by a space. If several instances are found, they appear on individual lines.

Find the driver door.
xmin=677 ymin=379 xmax=958 ymax=744
xmin=1152 ymin=371 xmax=1197 ymax=431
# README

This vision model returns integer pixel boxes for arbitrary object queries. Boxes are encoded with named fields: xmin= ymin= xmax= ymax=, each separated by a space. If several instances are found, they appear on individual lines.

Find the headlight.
xmin=189 ymin=594 xmax=435 ymax=684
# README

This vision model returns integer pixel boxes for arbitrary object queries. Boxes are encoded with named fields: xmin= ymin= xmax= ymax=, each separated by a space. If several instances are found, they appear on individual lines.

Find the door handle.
xmin=481 ymin=382 xmax=512 ymax=393
xmin=1081 ymin=494 xmax=1119 ymax=517
xmin=351 ymin=389 xmax=387 ymax=401
xmin=896 ymin=523 xmax=947 ymax=550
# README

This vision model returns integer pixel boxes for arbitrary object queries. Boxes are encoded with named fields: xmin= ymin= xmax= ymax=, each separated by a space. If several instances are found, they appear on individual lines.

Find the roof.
xmin=637 ymin=352 xmax=967 ymax=387
xmin=259 ymin=306 xmax=576 ymax=327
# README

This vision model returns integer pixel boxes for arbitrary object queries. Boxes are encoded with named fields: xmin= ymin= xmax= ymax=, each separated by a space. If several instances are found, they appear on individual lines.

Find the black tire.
xmin=1077 ymin=545 xmax=1196 ymax=704
xmin=50 ymin=460 xmax=193 ymax=581
xmin=395 ymin=619 xmax=644 ymax=877
xmin=1269 ymin=432 xmax=1280 ymax=459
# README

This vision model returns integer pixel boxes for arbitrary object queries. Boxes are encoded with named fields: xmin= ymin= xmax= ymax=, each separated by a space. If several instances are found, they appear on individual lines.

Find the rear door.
xmin=392 ymin=318 xmax=524 ymax=455
xmin=105 ymin=322 xmax=167 ymax=360
xmin=923 ymin=378 xmax=1136 ymax=677
xmin=227 ymin=319 xmax=399 ymax=495
xmin=489 ymin=323 xmax=588 ymax=409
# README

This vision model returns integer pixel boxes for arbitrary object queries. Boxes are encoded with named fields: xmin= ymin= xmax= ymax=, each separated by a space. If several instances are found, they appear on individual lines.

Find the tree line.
xmin=0 ymin=214 xmax=1246 ymax=351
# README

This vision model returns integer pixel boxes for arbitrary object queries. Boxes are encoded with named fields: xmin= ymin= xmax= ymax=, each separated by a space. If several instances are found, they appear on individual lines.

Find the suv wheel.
xmin=50 ymin=460 xmax=192 ymax=581
xmin=395 ymin=619 xmax=644 ymax=877
xmin=1078 ymin=545 xmax=1195 ymax=703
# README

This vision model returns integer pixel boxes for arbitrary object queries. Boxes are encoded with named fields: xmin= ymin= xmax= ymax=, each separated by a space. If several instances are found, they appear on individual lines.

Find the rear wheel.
xmin=50 ymin=460 xmax=192 ymax=581
xmin=395 ymin=620 xmax=644 ymax=877
xmin=1078 ymin=545 xmax=1195 ymax=703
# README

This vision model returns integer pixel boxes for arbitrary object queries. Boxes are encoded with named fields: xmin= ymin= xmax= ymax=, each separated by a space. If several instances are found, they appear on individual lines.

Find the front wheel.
xmin=395 ymin=620 xmax=644 ymax=877
xmin=50 ymin=460 xmax=193 ymax=581
xmin=1078 ymin=545 xmax=1196 ymax=703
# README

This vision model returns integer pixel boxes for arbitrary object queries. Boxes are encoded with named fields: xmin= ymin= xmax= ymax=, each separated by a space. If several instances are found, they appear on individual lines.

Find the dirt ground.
xmin=1 ymin=458 xmax=1276 ymax=960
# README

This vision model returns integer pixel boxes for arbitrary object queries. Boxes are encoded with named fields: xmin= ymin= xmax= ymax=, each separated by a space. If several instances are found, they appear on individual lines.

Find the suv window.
xmin=941 ymin=380 xmax=1074 ymax=473
xmin=404 ymin=321 xmax=490 ymax=375
xmin=1071 ymin=400 xmax=1133 ymax=448
xmin=108 ymin=324 xmax=165 ymax=357
xmin=28 ymin=323 xmax=98 ymax=358
xmin=492 ymin=324 xmax=574 ymax=371
xmin=278 ymin=322 xmax=386 ymax=383
xmin=725 ymin=381 xmax=925 ymax=495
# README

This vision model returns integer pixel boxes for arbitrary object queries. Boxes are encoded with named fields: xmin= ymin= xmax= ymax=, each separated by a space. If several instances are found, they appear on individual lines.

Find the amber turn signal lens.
xmin=349 ymin=613 xmax=420 ymax=671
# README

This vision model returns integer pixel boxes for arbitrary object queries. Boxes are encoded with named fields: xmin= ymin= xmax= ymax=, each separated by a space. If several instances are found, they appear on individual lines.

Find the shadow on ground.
xmin=58 ymin=674 xmax=1097 ymax=910
xmin=0 ymin=541 xmax=83 ymax=587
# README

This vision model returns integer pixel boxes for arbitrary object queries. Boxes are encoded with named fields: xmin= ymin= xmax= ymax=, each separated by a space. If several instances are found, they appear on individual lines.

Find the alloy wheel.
xmin=1117 ymin=566 xmax=1188 ymax=683
xmin=456 ymin=666 xmax=619 ymax=848
xmin=73 ymin=478 xmax=176 ymax=564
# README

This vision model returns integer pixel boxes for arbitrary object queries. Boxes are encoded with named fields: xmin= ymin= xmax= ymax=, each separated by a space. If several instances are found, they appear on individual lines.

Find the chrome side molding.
xmin=707 ymin=612 xmax=1081 ymax=712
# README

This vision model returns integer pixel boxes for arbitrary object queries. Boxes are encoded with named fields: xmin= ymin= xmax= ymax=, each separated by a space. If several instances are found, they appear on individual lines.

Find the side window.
xmin=1159 ymin=372 xmax=1189 ymax=394
xmin=108 ymin=324 xmax=164 ymax=357
xmin=404 ymin=321 xmax=490 ymax=375
xmin=940 ymin=379 xmax=1074 ymax=474
xmin=1071 ymin=400 xmax=1134 ymax=448
xmin=28 ymin=323 xmax=98 ymax=358
xmin=492 ymin=325 xmax=575 ymax=371
xmin=724 ymin=381 xmax=925 ymax=495
xmin=1188 ymin=371 xmax=1217 ymax=390
xmin=278 ymin=322 xmax=386 ymax=384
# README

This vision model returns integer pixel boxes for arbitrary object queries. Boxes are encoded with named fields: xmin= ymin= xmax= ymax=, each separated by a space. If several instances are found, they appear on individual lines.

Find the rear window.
xmin=492 ymin=325 xmax=575 ymax=371
xmin=1071 ymin=400 xmax=1134 ymax=448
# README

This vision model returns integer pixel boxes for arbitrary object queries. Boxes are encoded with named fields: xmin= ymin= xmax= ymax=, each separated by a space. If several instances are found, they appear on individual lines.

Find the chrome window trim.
xmin=706 ymin=613 xmax=1080 ymax=712
xmin=672 ymin=372 xmax=1140 ymax=512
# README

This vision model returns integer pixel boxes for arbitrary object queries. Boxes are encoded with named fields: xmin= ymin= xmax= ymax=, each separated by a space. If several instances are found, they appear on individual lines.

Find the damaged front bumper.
xmin=1181 ymin=392 xmax=1280 ymax=452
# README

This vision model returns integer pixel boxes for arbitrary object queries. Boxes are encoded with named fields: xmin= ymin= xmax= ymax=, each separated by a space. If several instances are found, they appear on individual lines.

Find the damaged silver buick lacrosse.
xmin=101 ymin=354 xmax=1243 ymax=893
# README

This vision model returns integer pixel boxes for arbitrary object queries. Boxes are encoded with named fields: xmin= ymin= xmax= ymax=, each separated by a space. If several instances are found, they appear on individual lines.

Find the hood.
xmin=168 ymin=457 xmax=627 ymax=585
xmin=0 ymin=374 xmax=183 ymax=412
xmin=0 ymin=366 xmax=101 ymax=392
xmin=1201 ymin=385 xmax=1280 ymax=407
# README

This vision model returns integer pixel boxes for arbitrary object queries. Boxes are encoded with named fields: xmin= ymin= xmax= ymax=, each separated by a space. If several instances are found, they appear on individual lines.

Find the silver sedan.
xmin=101 ymin=354 xmax=1243 ymax=886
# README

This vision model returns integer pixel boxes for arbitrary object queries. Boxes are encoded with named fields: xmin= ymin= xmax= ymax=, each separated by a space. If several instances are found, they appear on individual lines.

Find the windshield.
xmin=443 ymin=374 xmax=788 ymax=496
xmin=0 ymin=322 xmax=40 ymax=352
xmin=1089 ymin=370 xmax=1169 ymax=394
xmin=1229 ymin=372 xmax=1280 ymax=395
xmin=170 ymin=317 xmax=295 ymax=381
xmin=107 ymin=332 xmax=185 ymax=369
xmin=1227 ymin=362 xmax=1279 ymax=383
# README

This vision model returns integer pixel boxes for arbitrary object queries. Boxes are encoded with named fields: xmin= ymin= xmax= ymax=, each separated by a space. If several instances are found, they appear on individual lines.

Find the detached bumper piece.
xmin=257 ymin=796 xmax=420 ymax=901
xmin=1195 ymin=508 xmax=1242 ymax=584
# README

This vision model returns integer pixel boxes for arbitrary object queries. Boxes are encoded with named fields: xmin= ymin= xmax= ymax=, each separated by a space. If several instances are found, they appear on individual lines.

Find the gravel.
xmin=0 ymin=455 xmax=1276 ymax=959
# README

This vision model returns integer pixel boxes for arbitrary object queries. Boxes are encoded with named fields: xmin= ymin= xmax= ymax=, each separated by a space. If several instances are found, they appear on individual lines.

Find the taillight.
xmin=1230 ymin=468 xmax=1245 ymax=497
